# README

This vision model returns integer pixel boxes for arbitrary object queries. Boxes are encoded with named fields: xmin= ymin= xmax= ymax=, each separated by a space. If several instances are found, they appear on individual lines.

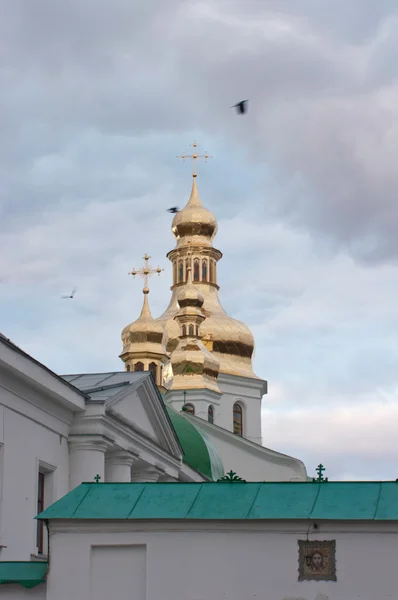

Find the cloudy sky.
xmin=1 ymin=0 xmax=398 ymax=481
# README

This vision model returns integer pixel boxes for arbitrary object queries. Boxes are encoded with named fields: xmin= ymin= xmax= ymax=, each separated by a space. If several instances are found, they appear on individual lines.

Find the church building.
xmin=0 ymin=147 xmax=308 ymax=595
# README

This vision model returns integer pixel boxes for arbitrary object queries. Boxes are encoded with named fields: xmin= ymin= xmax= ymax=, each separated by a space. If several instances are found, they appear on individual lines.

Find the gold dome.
xmin=157 ymin=171 xmax=258 ymax=380
xmin=158 ymin=291 xmax=256 ymax=379
xmin=171 ymin=176 xmax=218 ymax=248
xmin=177 ymin=267 xmax=204 ymax=310
xmin=171 ymin=267 xmax=221 ymax=393
xmin=121 ymin=287 xmax=168 ymax=358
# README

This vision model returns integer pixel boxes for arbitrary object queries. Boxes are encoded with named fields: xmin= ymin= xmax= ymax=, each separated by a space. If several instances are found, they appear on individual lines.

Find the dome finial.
xmin=128 ymin=253 xmax=163 ymax=289
xmin=176 ymin=140 xmax=213 ymax=178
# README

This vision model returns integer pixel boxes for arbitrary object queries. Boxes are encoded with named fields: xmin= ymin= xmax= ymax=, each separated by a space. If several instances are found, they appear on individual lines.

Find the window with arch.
xmin=185 ymin=260 xmax=190 ymax=281
xmin=188 ymin=324 xmax=194 ymax=336
xmin=193 ymin=259 xmax=200 ymax=281
xmin=209 ymin=261 xmax=214 ymax=283
xmin=233 ymin=403 xmax=243 ymax=436
xmin=195 ymin=325 xmax=199 ymax=336
xmin=149 ymin=362 xmax=157 ymax=381
xmin=208 ymin=405 xmax=214 ymax=424
xmin=126 ymin=364 xmax=131 ymax=372
xmin=184 ymin=403 xmax=195 ymax=415
xmin=202 ymin=259 xmax=208 ymax=281
xmin=173 ymin=261 xmax=177 ymax=284
xmin=182 ymin=324 xmax=187 ymax=336
xmin=134 ymin=362 xmax=144 ymax=372
xmin=179 ymin=261 xmax=184 ymax=282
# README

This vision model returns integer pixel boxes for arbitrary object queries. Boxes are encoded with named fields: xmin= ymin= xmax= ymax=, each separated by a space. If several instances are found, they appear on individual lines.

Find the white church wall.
xmin=216 ymin=373 xmax=265 ymax=445
xmin=0 ymin=583 xmax=45 ymax=598
xmin=0 ymin=406 xmax=70 ymax=560
xmin=46 ymin=521 xmax=398 ymax=600
xmin=0 ymin=369 xmax=73 ymax=561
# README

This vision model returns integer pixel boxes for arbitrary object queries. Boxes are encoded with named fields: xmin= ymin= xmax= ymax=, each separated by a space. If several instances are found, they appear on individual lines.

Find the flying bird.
xmin=167 ymin=207 xmax=180 ymax=214
xmin=62 ymin=286 xmax=77 ymax=299
xmin=232 ymin=100 xmax=248 ymax=115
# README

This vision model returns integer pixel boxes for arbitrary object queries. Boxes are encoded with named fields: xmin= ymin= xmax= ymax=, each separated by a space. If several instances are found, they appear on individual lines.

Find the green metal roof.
xmin=37 ymin=481 xmax=398 ymax=521
xmin=0 ymin=562 xmax=47 ymax=589
xmin=165 ymin=407 xmax=224 ymax=480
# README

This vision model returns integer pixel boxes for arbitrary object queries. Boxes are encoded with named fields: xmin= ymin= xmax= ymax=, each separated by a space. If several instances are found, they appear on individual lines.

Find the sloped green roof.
xmin=0 ymin=562 xmax=47 ymax=588
xmin=165 ymin=407 xmax=224 ymax=480
xmin=37 ymin=481 xmax=398 ymax=521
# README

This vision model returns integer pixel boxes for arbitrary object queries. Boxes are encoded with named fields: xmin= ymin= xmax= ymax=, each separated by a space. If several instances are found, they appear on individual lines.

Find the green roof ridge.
xmin=37 ymin=481 xmax=398 ymax=522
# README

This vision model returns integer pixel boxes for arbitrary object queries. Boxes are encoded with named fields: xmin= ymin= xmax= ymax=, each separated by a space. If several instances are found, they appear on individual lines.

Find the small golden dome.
xmin=177 ymin=267 xmax=204 ymax=310
xmin=121 ymin=287 xmax=168 ymax=355
xmin=172 ymin=176 xmax=218 ymax=247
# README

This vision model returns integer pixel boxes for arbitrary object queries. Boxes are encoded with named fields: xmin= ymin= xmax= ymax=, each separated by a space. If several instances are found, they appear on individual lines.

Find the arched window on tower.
xmin=185 ymin=260 xmax=190 ymax=281
xmin=183 ymin=403 xmax=195 ymax=415
xmin=173 ymin=261 xmax=177 ymax=285
xmin=149 ymin=362 xmax=157 ymax=382
xmin=126 ymin=364 xmax=131 ymax=372
xmin=209 ymin=261 xmax=214 ymax=283
xmin=233 ymin=403 xmax=243 ymax=436
xmin=202 ymin=259 xmax=207 ymax=281
xmin=179 ymin=261 xmax=184 ymax=283
xmin=134 ymin=362 xmax=144 ymax=372
xmin=208 ymin=405 xmax=214 ymax=424
xmin=194 ymin=259 xmax=200 ymax=282
xmin=182 ymin=324 xmax=187 ymax=336
xmin=188 ymin=324 xmax=194 ymax=336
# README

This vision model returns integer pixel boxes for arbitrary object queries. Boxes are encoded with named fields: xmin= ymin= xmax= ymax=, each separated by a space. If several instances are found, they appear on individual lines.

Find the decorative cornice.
xmin=105 ymin=450 xmax=139 ymax=467
xmin=68 ymin=434 xmax=113 ymax=453
xmin=49 ymin=520 xmax=398 ymax=535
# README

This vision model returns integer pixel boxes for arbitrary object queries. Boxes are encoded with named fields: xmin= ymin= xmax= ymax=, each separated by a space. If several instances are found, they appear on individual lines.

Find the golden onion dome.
xmin=172 ymin=176 xmax=218 ymax=247
xmin=159 ymin=301 xmax=256 ymax=380
xmin=177 ymin=268 xmax=204 ymax=310
xmin=121 ymin=287 xmax=168 ymax=356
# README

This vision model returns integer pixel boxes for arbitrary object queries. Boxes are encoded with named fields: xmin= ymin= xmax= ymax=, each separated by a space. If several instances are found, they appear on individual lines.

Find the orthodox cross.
xmin=94 ymin=474 xmax=101 ymax=483
xmin=129 ymin=254 xmax=163 ymax=290
xmin=312 ymin=464 xmax=328 ymax=483
xmin=177 ymin=141 xmax=213 ymax=177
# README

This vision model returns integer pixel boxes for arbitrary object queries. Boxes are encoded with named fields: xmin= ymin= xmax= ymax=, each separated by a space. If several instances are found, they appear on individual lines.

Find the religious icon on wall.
xmin=298 ymin=540 xmax=336 ymax=581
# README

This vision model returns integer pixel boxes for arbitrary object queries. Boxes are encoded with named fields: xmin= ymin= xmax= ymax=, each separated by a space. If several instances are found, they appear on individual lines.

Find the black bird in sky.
xmin=167 ymin=207 xmax=180 ymax=214
xmin=62 ymin=286 xmax=77 ymax=299
xmin=232 ymin=100 xmax=248 ymax=115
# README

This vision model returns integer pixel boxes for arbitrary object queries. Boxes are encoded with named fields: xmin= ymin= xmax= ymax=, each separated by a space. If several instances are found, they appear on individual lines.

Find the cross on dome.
xmin=177 ymin=141 xmax=213 ymax=177
xmin=129 ymin=254 xmax=163 ymax=293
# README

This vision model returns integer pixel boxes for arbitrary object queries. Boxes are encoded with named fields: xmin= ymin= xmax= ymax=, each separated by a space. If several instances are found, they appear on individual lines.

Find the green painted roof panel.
xmin=248 ymin=482 xmax=319 ymax=519
xmin=73 ymin=484 xmax=146 ymax=519
xmin=131 ymin=483 xmax=200 ymax=519
xmin=0 ymin=562 xmax=48 ymax=589
xmin=37 ymin=481 xmax=398 ymax=521
xmin=187 ymin=483 xmax=261 ymax=519
xmin=311 ymin=482 xmax=381 ymax=520
xmin=374 ymin=481 xmax=398 ymax=520
xmin=166 ymin=407 xmax=213 ymax=479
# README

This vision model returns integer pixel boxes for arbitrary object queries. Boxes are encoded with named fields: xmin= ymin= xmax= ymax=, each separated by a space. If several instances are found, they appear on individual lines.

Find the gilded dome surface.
xmin=156 ymin=169 xmax=258 ymax=380
xmin=158 ymin=286 xmax=256 ymax=379
xmin=171 ymin=176 xmax=217 ymax=247
xmin=121 ymin=288 xmax=168 ymax=356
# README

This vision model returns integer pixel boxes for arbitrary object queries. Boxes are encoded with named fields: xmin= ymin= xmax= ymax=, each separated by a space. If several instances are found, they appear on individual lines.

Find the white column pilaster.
xmin=68 ymin=436 xmax=110 ymax=490
xmin=105 ymin=450 xmax=138 ymax=482
xmin=131 ymin=465 xmax=161 ymax=483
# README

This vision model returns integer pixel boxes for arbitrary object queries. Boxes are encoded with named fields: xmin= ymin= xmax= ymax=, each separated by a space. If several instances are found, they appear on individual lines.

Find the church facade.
xmin=0 ymin=158 xmax=308 ymax=595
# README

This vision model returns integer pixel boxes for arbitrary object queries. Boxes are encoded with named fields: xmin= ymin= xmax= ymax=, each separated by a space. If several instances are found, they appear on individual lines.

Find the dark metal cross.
xmin=94 ymin=474 xmax=101 ymax=483
xmin=313 ymin=464 xmax=328 ymax=483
